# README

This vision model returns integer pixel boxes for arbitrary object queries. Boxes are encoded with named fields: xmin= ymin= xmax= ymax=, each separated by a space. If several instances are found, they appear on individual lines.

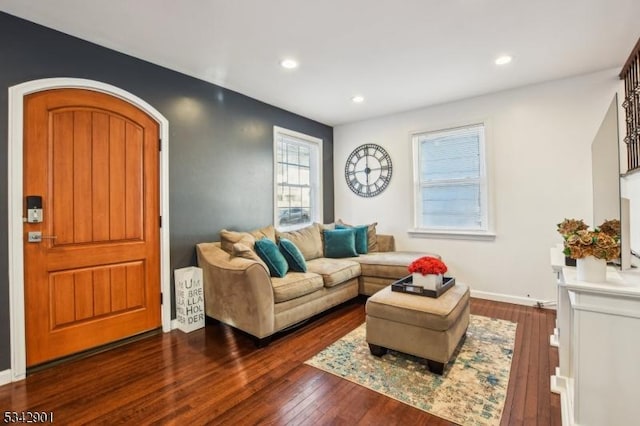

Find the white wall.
xmin=334 ymin=69 xmax=621 ymax=304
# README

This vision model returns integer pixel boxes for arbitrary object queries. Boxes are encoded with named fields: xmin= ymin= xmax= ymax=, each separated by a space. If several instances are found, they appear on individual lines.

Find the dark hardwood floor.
xmin=0 ymin=298 xmax=560 ymax=425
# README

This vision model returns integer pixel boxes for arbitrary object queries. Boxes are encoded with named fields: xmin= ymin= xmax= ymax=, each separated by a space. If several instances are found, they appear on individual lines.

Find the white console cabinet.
xmin=550 ymin=249 xmax=640 ymax=425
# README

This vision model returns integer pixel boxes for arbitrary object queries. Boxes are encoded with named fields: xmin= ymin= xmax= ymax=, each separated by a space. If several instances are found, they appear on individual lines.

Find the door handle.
xmin=27 ymin=232 xmax=57 ymax=243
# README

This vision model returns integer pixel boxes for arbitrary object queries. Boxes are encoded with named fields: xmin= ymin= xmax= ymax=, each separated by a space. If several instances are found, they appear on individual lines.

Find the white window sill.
xmin=408 ymin=228 xmax=496 ymax=241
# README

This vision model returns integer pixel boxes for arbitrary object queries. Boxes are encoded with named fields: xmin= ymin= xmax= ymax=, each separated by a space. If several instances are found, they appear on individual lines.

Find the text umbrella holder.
xmin=174 ymin=266 xmax=205 ymax=332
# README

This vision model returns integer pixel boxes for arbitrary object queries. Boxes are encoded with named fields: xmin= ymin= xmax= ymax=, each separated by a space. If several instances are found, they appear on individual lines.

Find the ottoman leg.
xmin=427 ymin=360 xmax=445 ymax=375
xmin=368 ymin=343 xmax=388 ymax=357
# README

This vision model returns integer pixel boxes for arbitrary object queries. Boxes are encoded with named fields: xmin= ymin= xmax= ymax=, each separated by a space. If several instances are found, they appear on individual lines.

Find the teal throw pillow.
xmin=279 ymin=238 xmax=307 ymax=272
xmin=323 ymin=228 xmax=358 ymax=258
xmin=254 ymin=238 xmax=289 ymax=277
xmin=336 ymin=223 xmax=368 ymax=254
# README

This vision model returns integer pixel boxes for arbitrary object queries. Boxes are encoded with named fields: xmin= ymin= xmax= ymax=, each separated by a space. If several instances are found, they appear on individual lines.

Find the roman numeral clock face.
xmin=344 ymin=144 xmax=393 ymax=197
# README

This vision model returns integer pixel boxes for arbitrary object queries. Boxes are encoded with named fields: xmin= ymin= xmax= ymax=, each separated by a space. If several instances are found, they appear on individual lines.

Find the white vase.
xmin=412 ymin=273 xmax=443 ymax=291
xmin=576 ymin=256 xmax=606 ymax=283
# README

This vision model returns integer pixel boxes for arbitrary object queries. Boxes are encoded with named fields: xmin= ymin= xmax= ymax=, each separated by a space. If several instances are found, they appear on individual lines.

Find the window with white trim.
xmin=274 ymin=126 xmax=323 ymax=230
xmin=412 ymin=123 xmax=490 ymax=235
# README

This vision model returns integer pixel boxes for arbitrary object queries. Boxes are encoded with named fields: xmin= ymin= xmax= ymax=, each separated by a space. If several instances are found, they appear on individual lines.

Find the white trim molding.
xmin=408 ymin=228 xmax=496 ymax=241
xmin=7 ymin=78 xmax=171 ymax=382
xmin=170 ymin=319 xmax=180 ymax=330
xmin=471 ymin=289 xmax=557 ymax=309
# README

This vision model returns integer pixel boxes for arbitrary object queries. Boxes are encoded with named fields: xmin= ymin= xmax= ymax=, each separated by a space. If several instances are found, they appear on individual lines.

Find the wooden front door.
xmin=23 ymin=88 xmax=161 ymax=367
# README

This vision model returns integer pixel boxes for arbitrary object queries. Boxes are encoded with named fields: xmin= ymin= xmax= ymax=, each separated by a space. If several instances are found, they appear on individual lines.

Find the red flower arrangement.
xmin=408 ymin=256 xmax=447 ymax=276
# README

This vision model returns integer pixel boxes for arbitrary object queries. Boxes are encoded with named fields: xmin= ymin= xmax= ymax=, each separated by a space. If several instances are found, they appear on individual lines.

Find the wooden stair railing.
xmin=620 ymin=37 xmax=640 ymax=173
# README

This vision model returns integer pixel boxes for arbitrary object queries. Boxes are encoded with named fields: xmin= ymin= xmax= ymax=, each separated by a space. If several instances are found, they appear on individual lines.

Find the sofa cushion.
xmin=274 ymin=279 xmax=359 ymax=331
xmin=271 ymin=272 xmax=324 ymax=303
xmin=276 ymin=224 xmax=323 ymax=260
xmin=232 ymin=242 xmax=269 ymax=272
xmin=307 ymin=258 xmax=362 ymax=288
xmin=316 ymin=222 xmax=334 ymax=245
xmin=278 ymin=238 xmax=307 ymax=272
xmin=336 ymin=223 xmax=368 ymax=254
xmin=324 ymin=228 xmax=359 ymax=258
xmin=254 ymin=238 xmax=289 ymax=278
xmin=249 ymin=224 xmax=276 ymax=243
xmin=338 ymin=219 xmax=378 ymax=252
xmin=353 ymin=251 xmax=440 ymax=279
xmin=220 ymin=229 xmax=255 ymax=254
xmin=220 ymin=225 xmax=276 ymax=254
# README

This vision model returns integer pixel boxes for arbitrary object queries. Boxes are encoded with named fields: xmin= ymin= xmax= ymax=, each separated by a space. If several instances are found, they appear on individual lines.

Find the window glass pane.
xmin=421 ymin=183 xmax=482 ymax=228
xmin=276 ymin=142 xmax=284 ymax=163
xmin=278 ymin=207 xmax=310 ymax=226
xmin=301 ymin=188 xmax=310 ymax=207
xmin=277 ymin=185 xmax=288 ymax=207
xmin=420 ymin=134 xmax=480 ymax=181
xmin=287 ymin=165 xmax=299 ymax=185
xmin=290 ymin=187 xmax=302 ymax=207
xmin=300 ymin=168 xmax=310 ymax=186
xmin=286 ymin=144 xmax=299 ymax=165
xmin=277 ymin=208 xmax=290 ymax=227
xmin=299 ymin=147 xmax=310 ymax=167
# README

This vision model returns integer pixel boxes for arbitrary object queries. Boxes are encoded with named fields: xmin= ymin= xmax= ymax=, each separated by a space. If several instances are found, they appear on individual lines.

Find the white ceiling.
xmin=1 ymin=0 xmax=639 ymax=126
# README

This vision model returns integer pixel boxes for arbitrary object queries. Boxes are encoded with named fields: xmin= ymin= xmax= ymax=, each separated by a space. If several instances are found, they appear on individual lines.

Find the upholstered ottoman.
xmin=365 ymin=282 xmax=470 ymax=374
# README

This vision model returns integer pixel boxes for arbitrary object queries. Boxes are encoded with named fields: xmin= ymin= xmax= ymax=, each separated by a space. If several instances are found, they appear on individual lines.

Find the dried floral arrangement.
xmin=598 ymin=219 xmax=621 ymax=238
xmin=557 ymin=218 xmax=621 ymax=260
xmin=408 ymin=256 xmax=448 ymax=276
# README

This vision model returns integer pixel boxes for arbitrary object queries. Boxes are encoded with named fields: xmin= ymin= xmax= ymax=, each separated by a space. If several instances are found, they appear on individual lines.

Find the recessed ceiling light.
xmin=280 ymin=59 xmax=298 ymax=69
xmin=495 ymin=55 xmax=512 ymax=65
xmin=352 ymin=95 xmax=365 ymax=103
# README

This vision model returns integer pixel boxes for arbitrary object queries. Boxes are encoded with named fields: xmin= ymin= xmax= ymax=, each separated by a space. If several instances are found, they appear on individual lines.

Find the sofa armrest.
xmin=376 ymin=234 xmax=395 ymax=252
xmin=196 ymin=242 xmax=275 ymax=338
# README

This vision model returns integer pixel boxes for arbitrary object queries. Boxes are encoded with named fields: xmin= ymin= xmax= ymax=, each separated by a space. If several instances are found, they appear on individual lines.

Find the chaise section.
xmin=354 ymin=250 xmax=440 ymax=295
xmin=355 ymin=251 xmax=437 ymax=279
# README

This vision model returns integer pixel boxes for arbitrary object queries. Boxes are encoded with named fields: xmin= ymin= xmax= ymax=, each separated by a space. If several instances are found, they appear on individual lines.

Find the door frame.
xmin=8 ymin=78 xmax=171 ymax=381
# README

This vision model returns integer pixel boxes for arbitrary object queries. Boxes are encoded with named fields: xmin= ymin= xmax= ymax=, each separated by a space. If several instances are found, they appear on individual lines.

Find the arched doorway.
xmin=8 ymin=78 xmax=171 ymax=380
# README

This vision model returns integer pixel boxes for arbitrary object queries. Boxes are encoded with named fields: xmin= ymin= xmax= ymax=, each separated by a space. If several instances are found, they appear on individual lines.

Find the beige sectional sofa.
xmin=196 ymin=222 xmax=436 ymax=345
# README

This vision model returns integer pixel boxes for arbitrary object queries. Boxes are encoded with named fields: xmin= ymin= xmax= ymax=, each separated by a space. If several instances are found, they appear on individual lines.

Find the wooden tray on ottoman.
xmin=391 ymin=275 xmax=455 ymax=298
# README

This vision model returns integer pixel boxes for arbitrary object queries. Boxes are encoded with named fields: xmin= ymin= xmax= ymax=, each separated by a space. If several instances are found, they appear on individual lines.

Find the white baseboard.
xmin=0 ymin=369 xmax=12 ymax=386
xmin=551 ymin=368 xmax=573 ymax=425
xmin=471 ymin=289 xmax=557 ymax=310
xmin=170 ymin=319 xmax=179 ymax=330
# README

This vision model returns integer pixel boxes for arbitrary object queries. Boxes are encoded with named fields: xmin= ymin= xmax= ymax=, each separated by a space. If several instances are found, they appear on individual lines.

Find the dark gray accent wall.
xmin=0 ymin=12 xmax=334 ymax=371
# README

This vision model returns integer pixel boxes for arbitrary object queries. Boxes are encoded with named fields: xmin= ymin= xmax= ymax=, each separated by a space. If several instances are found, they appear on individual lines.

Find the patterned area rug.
xmin=305 ymin=315 xmax=517 ymax=425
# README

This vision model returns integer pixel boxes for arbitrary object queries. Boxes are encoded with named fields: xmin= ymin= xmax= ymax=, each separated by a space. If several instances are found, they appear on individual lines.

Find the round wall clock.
xmin=345 ymin=143 xmax=393 ymax=197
